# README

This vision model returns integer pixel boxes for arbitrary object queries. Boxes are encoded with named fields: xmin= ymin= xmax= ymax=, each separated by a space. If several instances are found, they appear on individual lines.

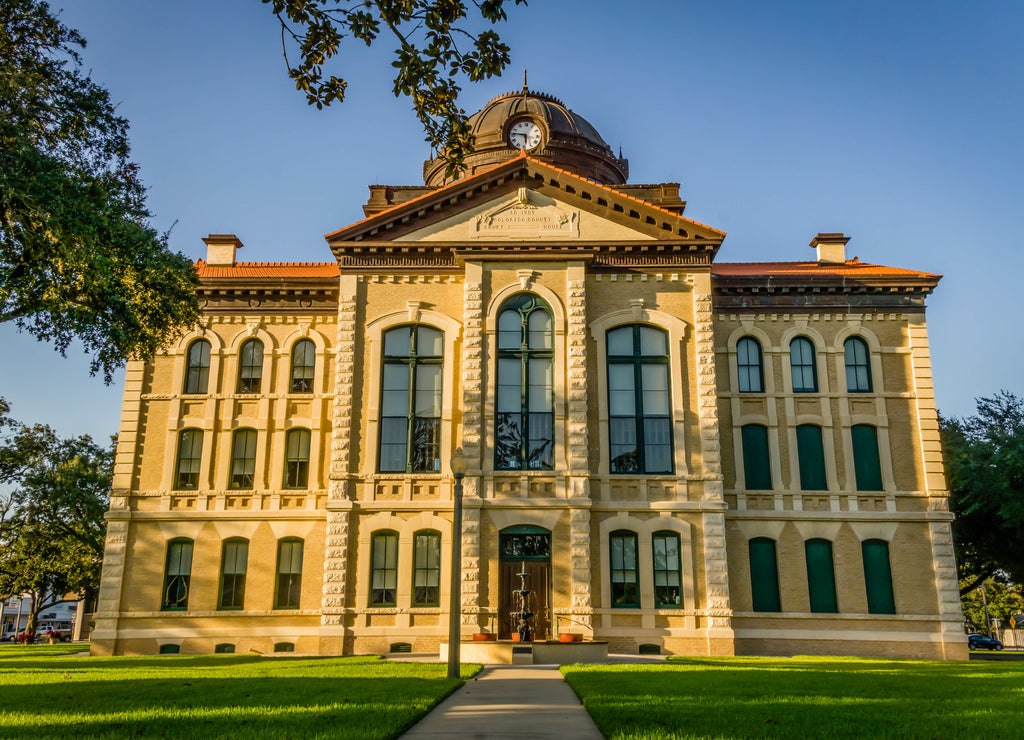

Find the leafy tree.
xmin=1 ymin=0 xmax=199 ymax=383
xmin=940 ymin=391 xmax=1024 ymax=595
xmin=959 ymin=576 xmax=1024 ymax=635
xmin=267 ymin=0 xmax=527 ymax=177
xmin=0 ymin=398 xmax=110 ymax=634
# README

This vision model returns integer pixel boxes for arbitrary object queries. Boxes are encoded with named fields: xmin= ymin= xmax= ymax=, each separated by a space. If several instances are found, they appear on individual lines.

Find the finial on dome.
xmin=523 ymin=69 xmax=528 ymax=90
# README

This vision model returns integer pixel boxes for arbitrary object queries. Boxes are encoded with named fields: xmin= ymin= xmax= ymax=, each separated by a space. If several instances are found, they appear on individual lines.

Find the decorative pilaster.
xmin=460 ymin=263 xmax=485 ymax=468
xmin=569 ymin=507 xmax=593 ymax=628
xmin=566 ymin=265 xmax=589 ymax=472
xmin=321 ymin=509 xmax=351 ymax=626
xmin=91 ymin=518 xmax=130 ymax=643
xmin=461 ymin=505 xmax=481 ymax=628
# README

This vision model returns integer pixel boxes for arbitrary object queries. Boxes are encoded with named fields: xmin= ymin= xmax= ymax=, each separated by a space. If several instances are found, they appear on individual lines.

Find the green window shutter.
xmin=862 ymin=539 xmax=896 ymax=614
xmin=742 ymin=425 xmax=772 ymax=490
xmin=805 ymin=539 xmax=838 ymax=613
xmin=748 ymin=538 xmax=781 ymax=612
xmin=852 ymin=425 xmax=884 ymax=491
xmin=796 ymin=425 xmax=827 ymax=491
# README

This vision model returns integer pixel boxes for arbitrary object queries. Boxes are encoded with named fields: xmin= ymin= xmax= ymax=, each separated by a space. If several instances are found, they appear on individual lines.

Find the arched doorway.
xmin=498 ymin=525 xmax=551 ymax=640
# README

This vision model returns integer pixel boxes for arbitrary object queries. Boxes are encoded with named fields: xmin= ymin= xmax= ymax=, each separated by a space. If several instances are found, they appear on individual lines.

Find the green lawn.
xmin=562 ymin=655 xmax=1024 ymax=739
xmin=0 ymin=648 xmax=477 ymax=739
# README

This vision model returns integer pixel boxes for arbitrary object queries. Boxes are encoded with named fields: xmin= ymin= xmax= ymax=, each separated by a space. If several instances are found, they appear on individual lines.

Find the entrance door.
xmin=498 ymin=526 xmax=551 ymax=640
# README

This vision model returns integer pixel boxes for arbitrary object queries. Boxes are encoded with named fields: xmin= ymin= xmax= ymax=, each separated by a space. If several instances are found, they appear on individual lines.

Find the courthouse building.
xmin=92 ymin=87 xmax=966 ymax=659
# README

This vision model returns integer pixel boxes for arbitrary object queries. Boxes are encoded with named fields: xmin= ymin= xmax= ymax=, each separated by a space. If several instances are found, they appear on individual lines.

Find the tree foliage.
xmin=959 ymin=575 xmax=1024 ymax=635
xmin=0 ymin=398 xmax=110 ymax=632
xmin=0 ymin=0 xmax=199 ymax=383
xmin=940 ymin=391 xmax=1024 ymax=595
xmin=266 ymin=0 xmax=527 ymax=177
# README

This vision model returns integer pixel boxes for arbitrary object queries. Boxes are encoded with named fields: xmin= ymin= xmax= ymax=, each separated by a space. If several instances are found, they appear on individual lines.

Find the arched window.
xmin=229 ymin=429 xmax=257 ymax=489
xmin=737 ymin=337 xmax=764 ymax=393
xmin=380 ymin=325 xmax=443 ymax=473
xmin=237 ymin=338 xmax=264 ymax=394
xmin=844 ymin=337 xmax=873 ymax=393
xmin=796 ymin=424 xmax=827 ymax=491
xmin=183 ymin=339 xmax=211 ymax=394
xmin=495 ymin=294 xmax=553 ymax=470
xmin=790 ymin=337 xmax=818 ymax=393
xmin=174 ymin=429 xmax=203 ymax=490
xmin=607 ymin=325 xmax=672 ymax=474
xmin=609 ymin=530 xmax=639 ymax=608
xmin=284 ymin=428 xmax=311 ymax=489
xmin=290 ymin=339 xmax=316 ymax=393
xmin=370 ymin=530 xmax=399 ymax=606
xmin=741 ymin=424 xmax=772 ymax=490
xmin=162 ymin=538 xmax=193 ymax=610
xmin=805 ymin=538 xmax=838 ymax=613
xmin=413 ymin=530 xmax=442 ymax=606
xmin=748 ymin=537 xmax=781 ymax=612
xmin=218 ymin=538 xmax=249 ymax=610
xmin=851 ymin=424 xmax=883 ymax=491
xmin=862 ymin=539 xmax=896 ymax=614
xmin=652 ymin=531 xmax=682 ymax=608
xmin=275 ymin=538 xmax=304 ymax=609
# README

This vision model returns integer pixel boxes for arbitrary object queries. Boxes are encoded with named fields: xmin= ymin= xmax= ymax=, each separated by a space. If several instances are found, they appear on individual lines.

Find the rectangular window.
xmin=652 ymin=532 xmax=682 ymax=608
xmin=610 ymin=531 xmax=639 ymax=608
xmin=275 ymin=539 xmax=304 ymax=609
xmin=230 ymin=429 xmax=257 ymax=490
xmin=748 ymin=538 xmax=781 ymax=612
xmin=852 ymin=425 xmax=884 ymax=491
xmin=862 ymin=539 xmax=896 ymax=614
xmin=796 ymin=425 xmax=827 ymax=491
xmin=162 ymin=540 xmax=193 ymax=610
xmin=805 ymin=539 xmax=838 ymax=613
xmin=175 ymin=430 xmax=203 ymax=490
xmin=284 ymin=429 xmax=310 ymax=489
xmin=741 ymin=425 xmax=772 ymax=490
xmin=413 ymin=531 xmax=441 ymax=606
xmin=219 ymin=540 xmax=249 ymax=609
xmin=371 ymin=532 xmax=399 ymax=606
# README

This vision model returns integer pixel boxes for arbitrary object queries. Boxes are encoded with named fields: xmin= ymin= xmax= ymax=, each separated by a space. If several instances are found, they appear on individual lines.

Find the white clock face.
xmin=509 ymin=121 xmax=542 ymax=150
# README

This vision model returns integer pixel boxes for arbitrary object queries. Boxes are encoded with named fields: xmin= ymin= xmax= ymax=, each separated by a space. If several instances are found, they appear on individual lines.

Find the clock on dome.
xmin=509 ymin=120 xmax=542 ymax=150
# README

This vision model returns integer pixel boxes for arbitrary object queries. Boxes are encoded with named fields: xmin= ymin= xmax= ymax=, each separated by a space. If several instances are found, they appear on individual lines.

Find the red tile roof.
xmin=195 ymin=260 xmax=339 ymax=279
xmin=712 ymin=260 xmax=940 ymax=280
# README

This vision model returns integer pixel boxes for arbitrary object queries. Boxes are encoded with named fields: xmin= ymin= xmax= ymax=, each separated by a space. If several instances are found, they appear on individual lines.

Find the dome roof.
xmin=423 ymin=86 xmax=628 ymax=187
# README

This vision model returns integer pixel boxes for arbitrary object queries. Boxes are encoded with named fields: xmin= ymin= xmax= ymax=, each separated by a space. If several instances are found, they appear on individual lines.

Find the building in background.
xmin=92 ymin=87 xmax=965 ymax=659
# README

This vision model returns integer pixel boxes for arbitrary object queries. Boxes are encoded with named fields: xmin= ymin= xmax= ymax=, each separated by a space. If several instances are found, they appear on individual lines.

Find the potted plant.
xmin=558 ymin=633 xmax=582 ymax=643
xmin=472 ymin=632 xmax=497 ymax=641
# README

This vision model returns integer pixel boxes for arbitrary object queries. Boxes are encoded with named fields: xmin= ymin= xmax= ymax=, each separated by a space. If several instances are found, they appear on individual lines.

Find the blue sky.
xmin=3 ymin=0 xmax=1022 ymax=441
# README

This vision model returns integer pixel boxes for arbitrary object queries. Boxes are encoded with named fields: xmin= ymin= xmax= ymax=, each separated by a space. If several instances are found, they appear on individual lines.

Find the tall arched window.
xmin=218 ymin=538 xmax=249 ymax=610
xmin=737 ymin=337 xmax=764 ymax=393
xmin=609 ymin=530 xmax=639 ymax=608
xmin=290 ymin=339 xmax=316 ymax=393
xmin=184 ymin=339 xmax=211 ymax=394
xmin=370 ymin=531 xmax=399 ymax=606
xmin=237 ymin=338 xmax=264 ymax=394
xmin=174 ymin=429 xmax=203 ymax=490
xmin=844 ymin=337 xmax=873 ymax=393
xmin=380 ymin=325 xmax=443 ymax=473
xmin=862 ymin=539 xmax=896 ymax=614
xmin=652 ymin=531 xmax=682 ymax=608
xmin=495 ymin=294 xmax=553 ymax=470
xmin=229 ymin=429 xmax=257 ymax=489
xmin=790 ymin=337 xmax=818 ymax=393
xmin=748 ymin=537 xmax=781 ymax=612
xmin=805 ymin=538 xmax=838 ymax=613
xmin=162 ymin=538 xmax=193 ymax=610
xmin=275 ymin=538 xmax=304 ymax=609
xmin=607 ymin=325 xmax=672 ymax=474
xmin=413 ymin=530 xmax=442 ymax=606
xmin=284 ymin=428 xmax=310 ymax=489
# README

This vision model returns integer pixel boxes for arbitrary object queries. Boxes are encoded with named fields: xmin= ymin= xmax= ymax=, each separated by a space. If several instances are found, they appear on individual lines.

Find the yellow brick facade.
xmin=93 ymin=92 xmax=966 ymax=660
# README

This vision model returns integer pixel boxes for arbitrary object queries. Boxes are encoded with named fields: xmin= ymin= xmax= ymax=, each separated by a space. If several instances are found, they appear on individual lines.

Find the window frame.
xmin=790 ymin=337 xmax=818 ymax=393
xmin=289 ymin=339 xmax=316 ymax=394
xmin=652 ymin=530 xmax=683 ymax=608
xmin=795 ymin=424 xmax=828 ymax=491
xmin=805 ymin=538 xmax=838 ymax=613
xmin=737 ymin=336 xmax=765 ymax=393
xmin=862 ymin=538 xmax=896 ymax=615
xmin=748 ymin=537 xmax=782 ymax=612
xmin=844 ymin=336 xmax=873 ymax=393
xmin=229 ymin=428 xmax=258 ymax=490
xmin=370 ymin=530 xmax=399 ymax=607
xmin=274 ymin=538 xmax=304 ymax=609
xmin=609 ymin=530 xmax=640 ymax=608
xmin=218 ymin=538 xmax=249 ymax=610
xmin=741 ymin=424 xmax=772 ymax=490
xmin=183 ymin=339 xmax=211 ymax=395
xmin=283 ymin=428 xmax=311 ymax=489
xmin=412 ymin=529 xmax=442 ymax=607
xmin=494 ymin=294 xmax=555 ymax=471
xmin=174 ymin=428 xmax=203 ymax=491
xmin=162 ymin=538 xmax=194 ymax=611
xmin=606 ymin=324 xmax=673 ymax=475
xmin=236 ymin=338 xmax=264 ymax=394
xmin=851 ymin=424 xmax=884 ymax=491
xmin=378 ymin=324 xmax=444 ymax=474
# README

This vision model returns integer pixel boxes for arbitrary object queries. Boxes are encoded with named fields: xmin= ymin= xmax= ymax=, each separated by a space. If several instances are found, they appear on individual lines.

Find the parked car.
xmin=0 ymin=629 xmax=20 ymax=642
xmin=967 ymin=633 xmax=1003 ymax=650
xmin=36 ymin=628 xmax=72 ymax=643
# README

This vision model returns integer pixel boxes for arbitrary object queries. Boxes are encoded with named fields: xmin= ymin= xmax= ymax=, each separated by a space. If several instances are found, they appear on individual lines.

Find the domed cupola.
xmin=423 ymin=83 xmax=629 ymax=186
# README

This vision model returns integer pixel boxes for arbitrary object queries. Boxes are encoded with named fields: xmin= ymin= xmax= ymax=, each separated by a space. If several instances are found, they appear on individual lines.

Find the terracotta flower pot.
xmin=511 ymin=633 xmax=521 ymax=642
xmin=472 ymin=633 xmax=497 ymax=642
xmin=558 ymin=633 xmax=582 ymax=643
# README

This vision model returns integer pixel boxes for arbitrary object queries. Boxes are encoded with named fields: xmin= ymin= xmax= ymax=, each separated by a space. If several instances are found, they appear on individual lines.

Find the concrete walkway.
xmin=400 ymin=664 xmax=604 ymax=739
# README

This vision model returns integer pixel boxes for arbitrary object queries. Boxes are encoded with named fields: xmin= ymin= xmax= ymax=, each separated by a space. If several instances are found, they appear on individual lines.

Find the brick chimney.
xmin=809 ymin=233 xmax=850 ymax=265
xmin=202 ymin=234 xmax=243 ymax=266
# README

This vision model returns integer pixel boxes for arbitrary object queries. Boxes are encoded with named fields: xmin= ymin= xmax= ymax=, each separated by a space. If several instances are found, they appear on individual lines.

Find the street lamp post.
xmin=447 ymin=447 xmax=467 ymax=679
